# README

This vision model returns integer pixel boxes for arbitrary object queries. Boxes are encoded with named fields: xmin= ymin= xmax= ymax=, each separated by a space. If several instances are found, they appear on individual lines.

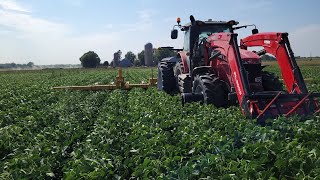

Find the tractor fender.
xmin=192 ymin=66 xmax=214 ymax=76
xmin=159 ymin=56 xmax=180 ymax=64
xmin=178 ymin=51 xmax=189 ymax=73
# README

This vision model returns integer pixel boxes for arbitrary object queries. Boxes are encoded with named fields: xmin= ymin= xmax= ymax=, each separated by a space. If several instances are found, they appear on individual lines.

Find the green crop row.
xmin=63 ymin=88 xmax=320 ymax=179
xmin=0 ymin=67 xmax=320 ymax=179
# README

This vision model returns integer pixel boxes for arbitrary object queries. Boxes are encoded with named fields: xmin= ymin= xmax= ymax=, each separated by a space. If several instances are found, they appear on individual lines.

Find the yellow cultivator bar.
xmin=53 ymin=68 xmax=157 ymax=91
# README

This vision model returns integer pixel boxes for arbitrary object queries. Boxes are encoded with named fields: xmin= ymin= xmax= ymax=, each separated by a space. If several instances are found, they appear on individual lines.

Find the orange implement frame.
xmin=52 ymin=68 xmax=157 ymax=91
xmin=285 ymin=92 xmax=312 ymax=117
xmin=256 ymin=92 xmax=282 ymax=119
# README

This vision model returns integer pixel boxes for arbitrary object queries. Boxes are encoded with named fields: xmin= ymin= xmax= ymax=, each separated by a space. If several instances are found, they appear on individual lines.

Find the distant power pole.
xmin=310 ymin=52 xmax=312 ymax=61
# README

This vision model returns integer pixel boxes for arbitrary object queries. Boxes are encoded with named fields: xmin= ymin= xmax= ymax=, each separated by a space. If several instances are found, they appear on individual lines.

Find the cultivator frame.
xmin=53 ymin=68 xmax=157 ymax=91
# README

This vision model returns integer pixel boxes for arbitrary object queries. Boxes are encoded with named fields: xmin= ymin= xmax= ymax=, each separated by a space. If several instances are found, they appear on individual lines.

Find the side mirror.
xmin=171 ymin=29 xmax=178 ymax=39
xmin=252 ymin=28 xmax=259 ymax=34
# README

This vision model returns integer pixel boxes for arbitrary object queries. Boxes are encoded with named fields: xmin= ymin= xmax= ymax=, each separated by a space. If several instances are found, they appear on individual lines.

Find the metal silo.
xmin=144 ymin=43 xmax=153 ymax=66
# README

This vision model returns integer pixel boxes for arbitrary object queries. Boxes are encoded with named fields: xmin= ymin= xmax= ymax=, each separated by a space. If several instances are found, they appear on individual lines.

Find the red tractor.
xmin=157 ymin=15 xmax=320 ymax=121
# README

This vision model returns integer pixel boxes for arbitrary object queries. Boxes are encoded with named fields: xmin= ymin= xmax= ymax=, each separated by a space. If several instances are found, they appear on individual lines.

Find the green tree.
xmin=125 ymin=51 xmax=136 ymax=63
xmin=137 ymin=50 xmax=145 ymax=66
xmin=80 ymin=51 xmax=101 ymax=68
xmin=153 ymin=48 xmax=175 ymax=64
xmin=134 ymin=59 xmax=141 ymax=66
xmin=10 ymin=63 xmax=16 ymax=68
xmin=102 ymin=61 xmax=109 ymax=67
xmin=27 ymin=62 xmax=34 ymax=67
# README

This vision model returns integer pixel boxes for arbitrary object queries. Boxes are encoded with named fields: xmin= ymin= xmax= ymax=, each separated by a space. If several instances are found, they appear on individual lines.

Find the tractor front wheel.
xmin=174 ymin=61 xmax=192 ymax=93
xmin=192 ymin=74 xmax=228 ymax=107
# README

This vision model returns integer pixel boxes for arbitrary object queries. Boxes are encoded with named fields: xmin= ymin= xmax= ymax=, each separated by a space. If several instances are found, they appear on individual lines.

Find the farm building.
xmin=119 ymin=59 xmax=133 ymax=67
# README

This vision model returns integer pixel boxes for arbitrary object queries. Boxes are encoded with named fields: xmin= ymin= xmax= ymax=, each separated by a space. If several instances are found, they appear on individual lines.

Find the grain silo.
xmin=144 ymin=43 xmax=153 ymax=66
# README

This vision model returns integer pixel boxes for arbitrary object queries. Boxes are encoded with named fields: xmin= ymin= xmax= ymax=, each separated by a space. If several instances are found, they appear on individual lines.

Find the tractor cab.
xmin=171 ymin=17 xmax=265 ymax=91
xmin=178 ymin=20 xmax=234 ymax=52
xmin=172 ymin=17 xmax=268 ymax=92
xmin=171 ymin=18 xmax=236 ymax=68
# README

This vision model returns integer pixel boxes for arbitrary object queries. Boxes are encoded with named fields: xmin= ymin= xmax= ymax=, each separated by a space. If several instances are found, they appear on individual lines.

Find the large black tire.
xmin=174 ymin=61 xmax=192 ymax=93
xmin=262 ymin=71 xmax=283 ymax=91
xmin=177 ymin=75 xmax=192 ymax=93
xmin=192 ymin=74 xmax=228 ymax=107
xmin=157 ymin=61 xmax=177 ymax=94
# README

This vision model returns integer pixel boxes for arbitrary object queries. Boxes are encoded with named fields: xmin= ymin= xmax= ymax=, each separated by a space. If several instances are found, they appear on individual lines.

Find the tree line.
xmin=0 ymin=62 xmax=34 ymax=69
xmin=80 ymin=49 xmax=175 ymax=68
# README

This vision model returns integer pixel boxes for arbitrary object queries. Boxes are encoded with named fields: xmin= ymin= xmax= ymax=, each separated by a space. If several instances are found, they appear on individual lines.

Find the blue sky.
xmin=0 ymin=0 xmax=319 ymax=65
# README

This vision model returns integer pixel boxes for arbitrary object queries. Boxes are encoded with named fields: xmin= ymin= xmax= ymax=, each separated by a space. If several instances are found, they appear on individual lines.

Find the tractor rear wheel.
xmin=192 ymin=74 xmax=228 ymax=107
xmin=262 ymin=71 xmax=283 ymax=91
xmin=157 ymin=61 xmax=177 ymax=94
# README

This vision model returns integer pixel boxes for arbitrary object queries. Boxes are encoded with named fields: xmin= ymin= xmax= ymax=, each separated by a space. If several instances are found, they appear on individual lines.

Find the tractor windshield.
xmin=198 ymin=25 xmax=231 ymax=39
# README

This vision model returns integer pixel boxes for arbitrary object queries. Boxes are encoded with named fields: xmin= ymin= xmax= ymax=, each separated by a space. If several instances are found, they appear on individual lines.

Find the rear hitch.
xmin=181 ymin=93 xmax=204 ymax=106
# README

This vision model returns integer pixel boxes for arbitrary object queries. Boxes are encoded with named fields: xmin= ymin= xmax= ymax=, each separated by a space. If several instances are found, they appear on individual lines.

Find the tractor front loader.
xmin=157 ymin=15 xmax=320 ymax=121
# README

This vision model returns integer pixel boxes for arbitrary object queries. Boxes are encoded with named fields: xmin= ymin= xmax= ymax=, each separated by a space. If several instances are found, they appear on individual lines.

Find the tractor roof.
xmin=183 ymin=19 xmax=238 ymax=27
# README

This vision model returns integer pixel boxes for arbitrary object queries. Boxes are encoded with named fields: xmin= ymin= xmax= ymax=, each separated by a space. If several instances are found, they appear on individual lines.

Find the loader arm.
xmin=240 ymin=32 xmax=307 ymax=94
xmin=206 ymin=33 xmax=252 ymax=117
xmin=238 ymin=32 xmax=320 ymax=120
xmin=207 ymin=32 xmax=320 ymax=120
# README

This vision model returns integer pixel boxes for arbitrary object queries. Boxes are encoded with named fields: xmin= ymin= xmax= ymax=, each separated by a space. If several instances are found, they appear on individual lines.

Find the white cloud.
xmin=0 ymin=0 xmax=30 ymax=13
xmin=0 ymin=10 xmax=69 ymax=36
xmin=0 ymin=1 xmax=317 ymax=66
xmin=0 ymin=1 xmax=76 ymax=64
xmin=290 ymin=24 xmax=320 ymax=57
xmin=137 ymin=9 xmax=154 ymax=21
xmin=0 ymin=2 xmax=159 ymax=64
xmin=104 ymin=24 xmax=113 ymax=29
xmin=0 ymin=1 xmax=120 ymax=64
xmin=118 ymin=9 xmax=155 ymax=32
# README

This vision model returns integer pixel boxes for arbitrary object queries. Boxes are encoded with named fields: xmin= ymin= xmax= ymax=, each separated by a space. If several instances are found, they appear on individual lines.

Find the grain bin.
xmin=144 ymin=43 xmax=153 ymax=66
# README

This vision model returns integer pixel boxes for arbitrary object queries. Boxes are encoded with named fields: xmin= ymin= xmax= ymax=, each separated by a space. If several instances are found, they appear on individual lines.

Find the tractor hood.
xmin=239 ymin=49 xmax=261 ymax=64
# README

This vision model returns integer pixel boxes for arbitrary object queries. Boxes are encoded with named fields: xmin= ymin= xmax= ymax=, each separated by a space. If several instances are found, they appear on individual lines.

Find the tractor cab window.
xmin=184 ymin=30 xmax=190 ymax=51
xmin=198 ymin=25 xmax=231 ymax=40
xmin=193 ymin=25 xmax=231 ymax=66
